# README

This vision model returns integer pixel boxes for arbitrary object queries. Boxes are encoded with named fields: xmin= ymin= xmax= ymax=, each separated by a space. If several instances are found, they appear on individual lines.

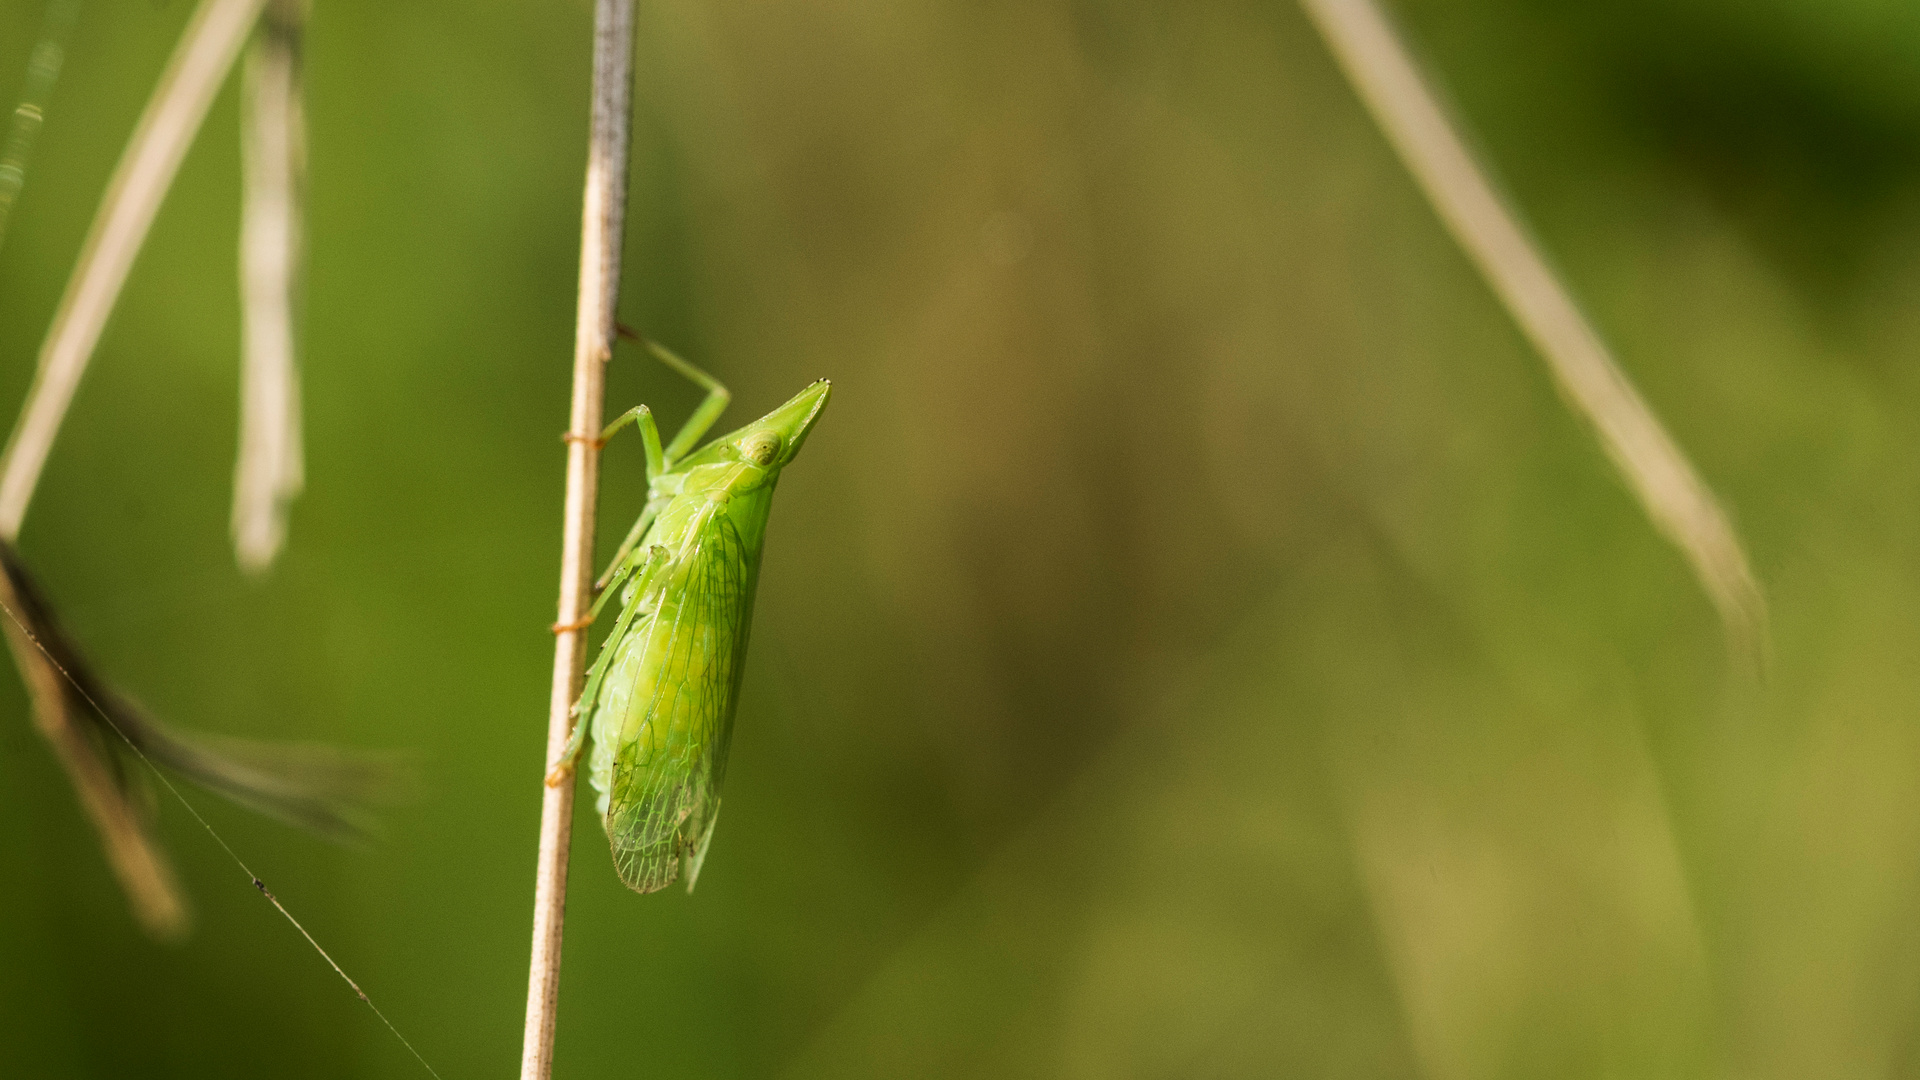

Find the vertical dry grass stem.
xmin=521 ymin=1 xmax=636 ymax=1076
xmin=0 ymin=0 xmax=266 ymax=539
xmin=1299 ymin=0 xmax=1768 ymax=663
xmin=0 ymin=0 xmax=83 ymax=255
xmin=233 ymin=0 xmax=307 ymax=573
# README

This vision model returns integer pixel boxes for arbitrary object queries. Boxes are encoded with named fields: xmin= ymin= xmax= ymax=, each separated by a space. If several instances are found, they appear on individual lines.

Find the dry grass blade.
xmin=0 ymin=0 xmax=267 ymax=539
xmin=1299 ymin=0 xmax=1768 ymax=661
xmin=0 ymin=571 xmax=190 ymax=940
xmin=521 ymin=1 xmax=636 ymax=1075
xmin=0 ymin=538 xmax=396 ymax=842
xmin=234 ymin=0 xmax=307 ymax=573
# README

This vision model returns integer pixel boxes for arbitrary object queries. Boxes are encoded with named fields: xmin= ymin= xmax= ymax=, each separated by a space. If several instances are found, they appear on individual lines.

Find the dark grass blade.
xmin=0 ymin=538 xmax=401 ymax=842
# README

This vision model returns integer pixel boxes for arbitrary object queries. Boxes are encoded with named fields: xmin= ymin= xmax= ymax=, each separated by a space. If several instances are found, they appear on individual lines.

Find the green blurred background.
xmin=3 ymin=0 xmax=1919 ymax=1076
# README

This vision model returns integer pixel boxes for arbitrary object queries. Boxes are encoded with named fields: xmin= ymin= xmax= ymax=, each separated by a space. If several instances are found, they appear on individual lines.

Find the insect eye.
xmin=742 ymin=432 xmax=780 ymax=467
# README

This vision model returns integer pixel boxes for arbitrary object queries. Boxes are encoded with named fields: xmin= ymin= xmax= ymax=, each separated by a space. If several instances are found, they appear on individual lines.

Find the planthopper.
xmin=546 ymin=341 xmax=829 ymax=893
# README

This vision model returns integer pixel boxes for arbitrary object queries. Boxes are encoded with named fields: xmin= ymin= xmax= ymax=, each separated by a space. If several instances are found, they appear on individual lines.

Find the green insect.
xmin=546 ymin=342 xmax=830 ymax=893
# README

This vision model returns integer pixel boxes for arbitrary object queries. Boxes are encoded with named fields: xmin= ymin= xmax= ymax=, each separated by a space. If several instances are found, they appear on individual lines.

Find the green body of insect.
xmin=549 ymin=342 xmax=829 ymax=893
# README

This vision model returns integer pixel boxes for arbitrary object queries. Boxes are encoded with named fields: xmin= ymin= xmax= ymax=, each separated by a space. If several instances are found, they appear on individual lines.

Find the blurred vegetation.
xmin=4 ymin=1 xmax=1920 ymax=1077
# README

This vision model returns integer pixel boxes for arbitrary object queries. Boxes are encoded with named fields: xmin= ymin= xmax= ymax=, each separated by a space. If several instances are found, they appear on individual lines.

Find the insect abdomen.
xmin=589 ymin=506 xmax=757 ymax=892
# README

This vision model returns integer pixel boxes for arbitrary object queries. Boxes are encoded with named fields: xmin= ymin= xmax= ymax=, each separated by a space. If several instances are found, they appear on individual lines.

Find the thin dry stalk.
xmin=1299 ymin=0 xmax=1768 ymax=659
xmin=0 ymin=571 xmax=189 ymax=939
xmin=233 ymin=0 xmax=307 ymax=573
xmin=521 ymin=1 xmax=636 ymax=1076
xmin=0 ymin=0 xmax=267 ymax=537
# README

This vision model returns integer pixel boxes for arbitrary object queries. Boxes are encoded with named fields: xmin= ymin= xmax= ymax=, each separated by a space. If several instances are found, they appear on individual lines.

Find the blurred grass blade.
xmin=2 ymin=542 xmax=438 ymax=1073
xmin=0 ymin=0 xmax=263 ymax=940
xmin=0 ymin=540 xmax=398 ymax=845
xmin=0 ymin=0 xmax=267 ymax=540
xmin=0 ymin=566 xmax=189 ymax=940
xmin=234 ymin=0 xmax=307 ymax=574
xmin=0 ymin=0 xmax=82 ymax=256
xmin=1299 ymin=0 xmax=1768 ymax=660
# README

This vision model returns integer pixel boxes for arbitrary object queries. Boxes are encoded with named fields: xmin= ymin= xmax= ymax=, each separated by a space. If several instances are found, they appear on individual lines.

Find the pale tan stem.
xmin=0 ymin=0 xmax=267 ymax=539
xmin=1299 ymin=0 xmax=1768 ymax=659
xmin=520 ymin=1 xmax=636 ymax=1076
xmin=233 ymin=0 xmax=308 ymax=574
xmin=0 ymin=575 xmax=188 ymax=940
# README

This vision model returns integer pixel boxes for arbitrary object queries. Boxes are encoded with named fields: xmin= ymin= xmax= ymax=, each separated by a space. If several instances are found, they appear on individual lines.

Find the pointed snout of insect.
xmin=763 ymin=379 xmax=831 ymax=462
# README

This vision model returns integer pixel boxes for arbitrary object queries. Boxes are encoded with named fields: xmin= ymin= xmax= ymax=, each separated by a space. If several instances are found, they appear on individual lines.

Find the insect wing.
xmin=604 ymin=510 xmax=754 ymax=893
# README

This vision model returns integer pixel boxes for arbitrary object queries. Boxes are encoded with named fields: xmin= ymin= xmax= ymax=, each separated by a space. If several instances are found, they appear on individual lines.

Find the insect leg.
xmin=595 ymin=502 xmax=660 ymax=593
xmin=598 ymin=404 xmax=666 ymax=479
xmin=579 ymin=546 xmax=665 ymax=707
xmin=548 ymin=544 xmax=672 ymax=786
xmin=585 ymin=555 xmax=636 ymax=624
xmin=583 ymin=402 xmax=667 ymax=595
xmin=556 ymin=513 xmax=653 ymax=633
xmin=646 ymin=341 xmax=731 ymax=465
xmin=546 ymin=709 xmax=591 ymax=785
